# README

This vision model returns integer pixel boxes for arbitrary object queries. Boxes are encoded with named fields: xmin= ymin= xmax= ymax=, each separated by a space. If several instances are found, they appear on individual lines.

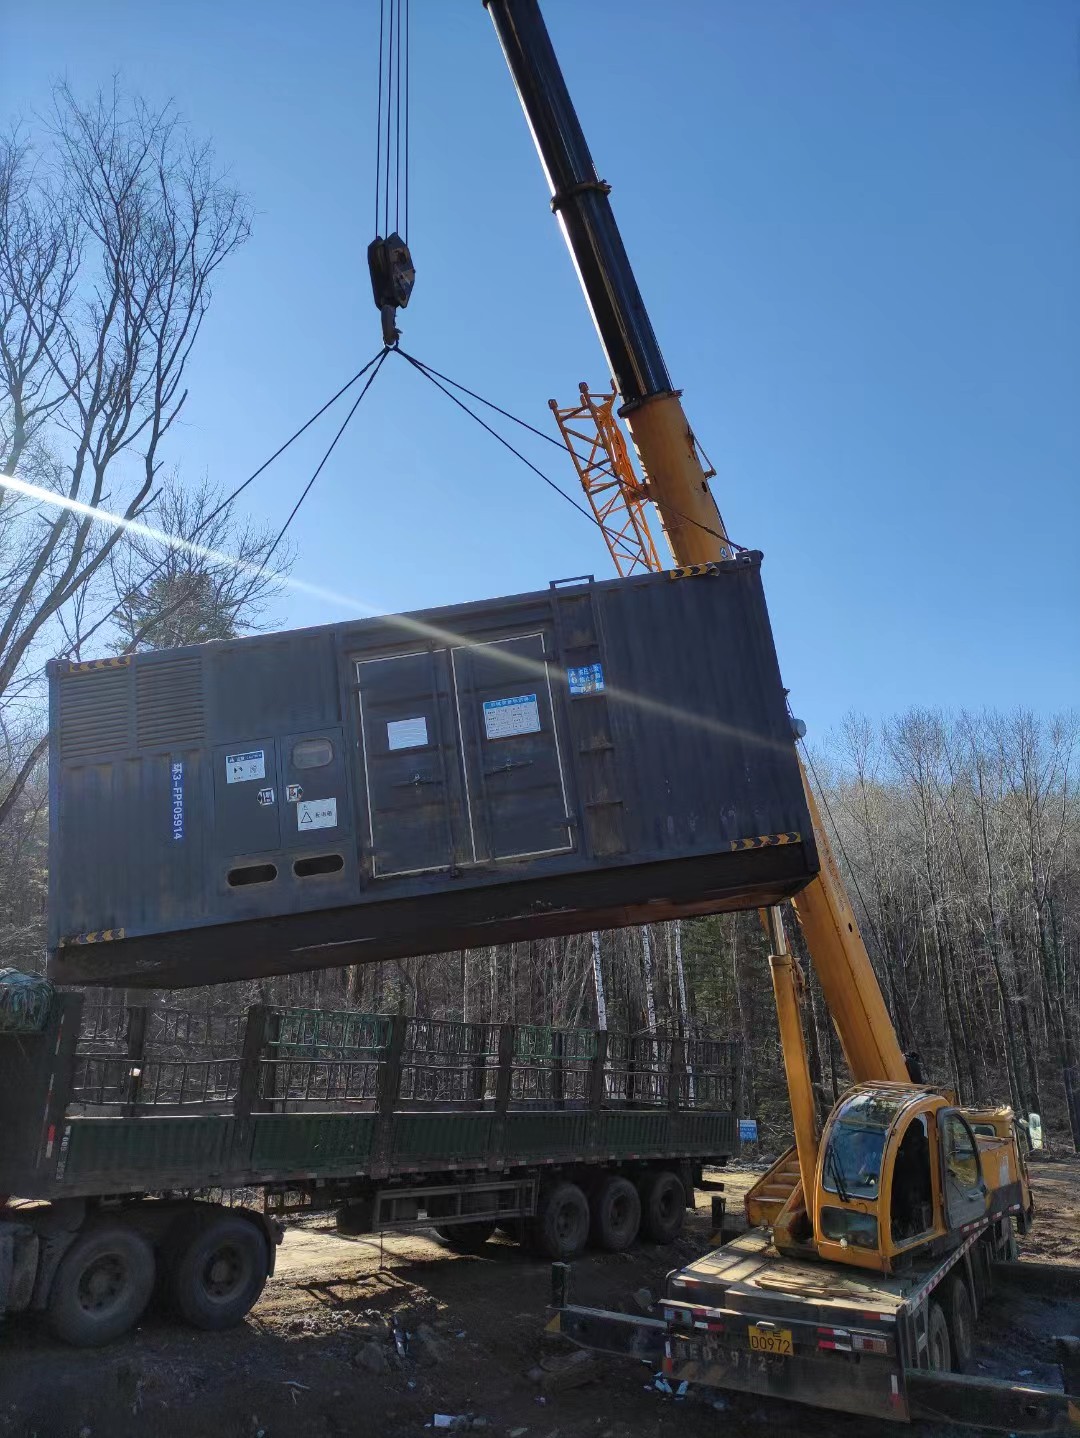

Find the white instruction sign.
xmin=387 ymin=716 xmax=428 ymax=751
xmin=225 ymin=749 xmax=265 ymax=784
xmin=297 ymin=797 xmax=337 ymax=830
xmin=483 ymin=694 xmax=541 ymax=741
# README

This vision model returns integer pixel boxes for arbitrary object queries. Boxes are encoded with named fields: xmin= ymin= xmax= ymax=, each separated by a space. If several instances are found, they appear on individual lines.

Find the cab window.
xmin=822 ymin=1123 xmax=886 ymax=1200
xmin=943 ymin=1114 xmax=981 ymax=1190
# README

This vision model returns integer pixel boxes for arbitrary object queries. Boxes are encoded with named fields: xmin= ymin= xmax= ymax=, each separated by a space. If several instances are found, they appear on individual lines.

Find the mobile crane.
xmin=485 ymin=1 xmax=1080 ymax=1428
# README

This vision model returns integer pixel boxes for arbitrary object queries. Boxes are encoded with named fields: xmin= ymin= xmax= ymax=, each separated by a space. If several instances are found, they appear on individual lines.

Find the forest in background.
xmin=4 ymin=706 xmax=1077 ymax=1151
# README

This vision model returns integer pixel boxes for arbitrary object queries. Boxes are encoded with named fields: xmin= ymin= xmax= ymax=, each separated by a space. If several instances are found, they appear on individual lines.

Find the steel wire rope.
xmin=394 ymin=0 xmax=403 ymax=235
xmin=374 ymin=0 xmax=408 ymax=241
xmin=384 ymin=0 xmax=395 ymax=237
xmin=396 ymin=348 xmax=747 ymax=555
xmin=403 ymin=0 xmax=410 ymax=243
xmin=72 ymin=351 xmax=390 ymax=652
xmin=374 ymin=0 xmax=385 ymax=234
xmin=230 ymin=346 xmax=392 ymax=613
xmin=393 ymin=347 xmax=607 ymax=531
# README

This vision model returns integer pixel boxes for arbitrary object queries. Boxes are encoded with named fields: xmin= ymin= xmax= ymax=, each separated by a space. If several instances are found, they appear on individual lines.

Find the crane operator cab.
xmin=812 ymin=1084 xmax=1032 ymax=1274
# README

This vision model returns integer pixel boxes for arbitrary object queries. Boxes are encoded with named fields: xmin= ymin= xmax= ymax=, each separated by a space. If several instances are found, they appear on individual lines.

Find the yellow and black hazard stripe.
xmin=59 ymin=927 xmax=127 ymax=947
xmin=63 ymin=656 xmax=131 ymax=675
xmin=668 ymin=562 xmax=721 ymax=581
xmin=729 ymin=831 xmax=802 ymax=852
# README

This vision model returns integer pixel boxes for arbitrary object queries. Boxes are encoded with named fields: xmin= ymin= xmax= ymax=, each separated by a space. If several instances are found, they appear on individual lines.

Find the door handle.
xmin=393 ymin=773 xmax=444 ymax=789
xmin=483 ymin=758 xmax=534 ymax=776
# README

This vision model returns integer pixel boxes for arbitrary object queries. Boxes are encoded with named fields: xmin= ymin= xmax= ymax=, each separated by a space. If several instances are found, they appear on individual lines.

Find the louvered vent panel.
xmin=136 ymin=657 xmax=205 ymax=748
xmin=59 ymin=669 xmax=132 ymax=759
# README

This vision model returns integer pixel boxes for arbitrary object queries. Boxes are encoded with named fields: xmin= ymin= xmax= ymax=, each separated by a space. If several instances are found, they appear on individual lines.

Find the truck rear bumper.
xmin=552 ymin=1301 xmax=908 ymax=1423
xmin=550 ymin=1293 xmax=1080 ymax=1432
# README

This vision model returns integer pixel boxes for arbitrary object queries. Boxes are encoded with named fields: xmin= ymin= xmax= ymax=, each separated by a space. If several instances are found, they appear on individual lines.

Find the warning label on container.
xmin=482 ymin=694 xmax=540 ymax=741
xmin=567 ymin=662 xmax=605 ymax=695
xmin=298 ymin=797 xmax=337 ymax=830
xmin=286 ymin=783 xmax=303 ymax=802
xmin=387 ymin=716 xmax=428 ymax=751
xmin=225 ymin=749 xmax=265 ymax=784
xmin=257 ymin=787 xmax=275 ymax=806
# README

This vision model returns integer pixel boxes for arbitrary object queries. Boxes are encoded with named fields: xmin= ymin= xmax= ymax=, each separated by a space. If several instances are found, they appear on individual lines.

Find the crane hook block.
xmin=368 ymin=233 xmax=415 ymax=346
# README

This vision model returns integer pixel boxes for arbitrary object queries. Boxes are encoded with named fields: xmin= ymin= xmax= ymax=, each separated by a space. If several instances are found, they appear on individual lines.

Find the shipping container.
xmin=47 ymin=554 xmax=816 ymax=989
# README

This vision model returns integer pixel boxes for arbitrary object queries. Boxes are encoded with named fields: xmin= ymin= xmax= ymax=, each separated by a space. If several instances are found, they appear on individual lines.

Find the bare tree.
xmin=109 ymin=476 xmax=291 ymax=651
xmin=0 ymin=82 xmax=252 ymax=828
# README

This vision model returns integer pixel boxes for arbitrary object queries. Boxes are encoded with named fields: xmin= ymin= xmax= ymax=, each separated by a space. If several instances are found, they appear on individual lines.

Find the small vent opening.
xmin=227 ymin=862 xmax=277 ymax=887
xmin=294 ymin=853 xmax=345 ymax=878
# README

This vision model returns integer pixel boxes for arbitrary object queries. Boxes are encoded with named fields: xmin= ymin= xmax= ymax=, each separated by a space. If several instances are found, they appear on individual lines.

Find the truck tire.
xmin=638 ymin=1169 xmax=686 ymax=1244
xmin=167 ymin=1211 xmax=268 ymax=1331
xmin=927 ymin=1299 xmax=951 ymax=1373
xmin=47 ymin=1221 xmax=155 ymax=1347
xmin=531 ymin=1181 xmax=590 ymax=1261
xmin=589 ymin=1175 xmax=641 ymax=1252
xmin=946 ymin=1275 xmax=974 ymax=1371
xmin=434 ymin=1223 xmax=496 ymax=1252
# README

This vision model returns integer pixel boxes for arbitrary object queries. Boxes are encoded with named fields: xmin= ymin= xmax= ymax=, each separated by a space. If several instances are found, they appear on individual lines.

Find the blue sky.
xmin=4 ymin=0 xmax=1078 ymax=736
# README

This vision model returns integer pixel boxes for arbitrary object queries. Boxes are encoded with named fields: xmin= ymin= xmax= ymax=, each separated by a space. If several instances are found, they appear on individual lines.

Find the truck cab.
xmin=813 ymin=1084 xmax=1032 ymax=1274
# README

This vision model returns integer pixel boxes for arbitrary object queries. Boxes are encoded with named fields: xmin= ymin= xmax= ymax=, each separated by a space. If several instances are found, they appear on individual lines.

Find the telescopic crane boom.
xmin=485 ymin=0 xmax=918 ymax=1253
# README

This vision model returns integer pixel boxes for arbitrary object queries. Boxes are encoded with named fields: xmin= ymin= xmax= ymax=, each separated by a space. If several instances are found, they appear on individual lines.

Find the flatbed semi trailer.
xmin=0 ymin=990 xmax=737 ymax=1346
xmin=547 ymin=1194 xmax=1080 ymax=1434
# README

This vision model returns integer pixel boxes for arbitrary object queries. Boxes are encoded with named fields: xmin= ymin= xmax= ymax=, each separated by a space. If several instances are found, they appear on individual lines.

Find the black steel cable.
xmin=394 ymin=0 xmax=403 ymax=236
xmin=403 ymin=0 xmax=410 ymax=243
xmin=384 ymin=0 xmax=395 ymax=238
xmin=397 ymin=348 xmax=747 ymax=556
xmin=396 ymin=349 xmax=567 ymax=450
xmin=209 ymin=353 xmax=387 ymax=519
xmin=248 ymin=345 xmax=394 ymax=586
xmin=374 ymin=0 xmax=385 ymax=234
xmin=73 ymin=352 xmax=390 ymax=651
xmin=394 ymin=349 xmax=608 ymax=531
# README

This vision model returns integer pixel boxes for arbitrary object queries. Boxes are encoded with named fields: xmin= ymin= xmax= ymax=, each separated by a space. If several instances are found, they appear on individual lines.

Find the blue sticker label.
xmin=738 ymin=1118 xmax=759 ymax=1142
xmin=568 ymin=662 xmax=605 ymax=696
xmin=171 ymin=760 xmax=184 ymax=841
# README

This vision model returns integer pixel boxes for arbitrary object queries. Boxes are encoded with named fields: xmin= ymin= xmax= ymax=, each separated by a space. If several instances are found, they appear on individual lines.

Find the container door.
xmin=452 ymin=633 xmax=574 ymax=862
xmin=939 ymin=1109 xmax=987 ymax=1231
xmin=356 ymin=651 xmax=457 ymax=876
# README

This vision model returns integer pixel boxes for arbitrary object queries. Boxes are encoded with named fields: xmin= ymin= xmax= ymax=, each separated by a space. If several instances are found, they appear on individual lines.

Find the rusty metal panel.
xmin=48 ymin=555 xmax=816 ymax=988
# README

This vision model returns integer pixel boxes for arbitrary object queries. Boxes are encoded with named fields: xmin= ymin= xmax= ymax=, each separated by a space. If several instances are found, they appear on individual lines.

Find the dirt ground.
xmin=1 ymin=1158 xmax=1078 ymax=1438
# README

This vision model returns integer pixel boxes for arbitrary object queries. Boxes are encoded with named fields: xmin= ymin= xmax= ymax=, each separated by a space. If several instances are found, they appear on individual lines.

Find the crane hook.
xmin=367 ymin=233 xmax=415 ymax=346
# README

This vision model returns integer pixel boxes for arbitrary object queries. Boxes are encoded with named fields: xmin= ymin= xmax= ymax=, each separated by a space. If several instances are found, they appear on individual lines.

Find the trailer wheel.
xmin=47 ymin=1221 xmax=155 ymax=1347
xmin=531 ymin=1181 xmax=590 ymax=1261
xmin=638 ymin=1169 xmax=686 ymax=1244
xmin=434 ymin=1223 xmax=496 ymax=1252
xmin=927 ymin=1299 xmax=951 ymax=1373
xmin=946 ymin=1275 xmax=974 ymax=1371
xmin=167 ymin=1211 xmax=268 ymax=1331
xmin=589 ymin=1175 xmax=641 ymax=1252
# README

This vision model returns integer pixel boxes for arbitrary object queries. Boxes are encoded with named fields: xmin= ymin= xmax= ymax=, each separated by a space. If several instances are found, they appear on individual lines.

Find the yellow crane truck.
xmin=483 ymin=1 xmax=1080 ymax=1429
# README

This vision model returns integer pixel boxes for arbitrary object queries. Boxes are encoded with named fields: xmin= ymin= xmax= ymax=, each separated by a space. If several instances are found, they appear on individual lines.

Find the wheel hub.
xmin=204 ymin=1245 xmax=242 ymax=1297
xmin=79 ymin=1255 xmax=124 ymax=1312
